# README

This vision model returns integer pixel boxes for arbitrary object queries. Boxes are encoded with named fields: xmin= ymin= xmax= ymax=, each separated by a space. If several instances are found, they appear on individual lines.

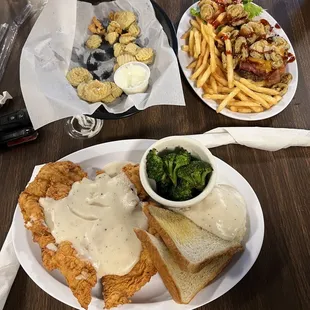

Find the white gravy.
xmin=40 ymin=165 xmax=147 ymax=277
xmin=178 ymin=184 xmax=247 ymax=242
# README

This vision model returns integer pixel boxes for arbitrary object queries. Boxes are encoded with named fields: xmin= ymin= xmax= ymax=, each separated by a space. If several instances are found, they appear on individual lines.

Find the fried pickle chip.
xmin=105 ymin=32 xmax=119 ymax=45
xmin=77 ymin=80 xmax=112 ymax=103
xmin=102 ymin=94 xmax=116 ymax=104
xmin=119 ymin=34 xmax=136 ymax=45
xmin=128 ymin=22 xmax=141 ymax=37
xmin=117 ymin=53 xmax=136 ymax=66
xmin=86 ymin=34 xmax=102 ymax=49
xmin=101 ymin=83 xmax=122 ymax=104
xmin=114 ymin=11 xmax=136 ymax=30
xmin=110 ymin=82 xmax=123 ymax=98
xmin=139 ymin=54 xmax=155 ymax=65
xmin=107 ymin=21 xmax=122 ymax=34
xmin=114 ymin=63 xmax=120 ymax=72
xmin=135 ymin=48 xmax=154 ymax=62
xmin=88 ymin=16 xmax=105 ymax=35
xmin=113 ymin=43 xmax=126 ymax=57
xmin=124 ymin=43 xmax=140 ymax=56
xmin=66 ymin=67 xmax=93 ymax=87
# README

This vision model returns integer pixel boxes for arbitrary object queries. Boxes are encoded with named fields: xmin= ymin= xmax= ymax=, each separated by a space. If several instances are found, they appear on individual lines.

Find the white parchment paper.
xmin=20 ymin=0 xmax=185 ymax=129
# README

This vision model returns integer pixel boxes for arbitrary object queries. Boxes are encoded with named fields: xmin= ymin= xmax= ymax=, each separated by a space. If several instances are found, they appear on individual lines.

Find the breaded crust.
xmin=18 ymin=162 xmax=97 ymax=309
xmin=102 ymin=246 xmax=157 ymax=309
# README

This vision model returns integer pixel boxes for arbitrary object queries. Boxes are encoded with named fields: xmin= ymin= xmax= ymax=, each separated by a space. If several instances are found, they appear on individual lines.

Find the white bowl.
xmin=114 ymin=62 xmax=150 ymax=95
xmin=139 ymin=136 xmax=217 ymax=208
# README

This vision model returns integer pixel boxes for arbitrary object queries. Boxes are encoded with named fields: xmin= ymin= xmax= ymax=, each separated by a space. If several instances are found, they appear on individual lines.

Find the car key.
xmin=0 ymin=109 xmax=32 ymax=132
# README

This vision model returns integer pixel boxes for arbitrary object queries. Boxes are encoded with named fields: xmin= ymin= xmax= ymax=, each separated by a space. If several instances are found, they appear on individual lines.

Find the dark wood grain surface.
xmin=1 ymin=0 xmax=310 ymax=309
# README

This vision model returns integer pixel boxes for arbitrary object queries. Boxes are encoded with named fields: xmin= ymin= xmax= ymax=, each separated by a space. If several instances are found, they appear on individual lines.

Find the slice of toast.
xmin=135 ymin=229 xmax=234 ymax=304
xmin=143 ymin=203 xmax=243 ymax=273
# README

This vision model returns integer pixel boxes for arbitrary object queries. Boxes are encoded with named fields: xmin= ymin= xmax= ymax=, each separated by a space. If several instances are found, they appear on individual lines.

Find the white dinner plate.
xmin=177 ymin=3 xmax=298 ymax=121
xmin=13 ymin=139 xmax=264 ymax=310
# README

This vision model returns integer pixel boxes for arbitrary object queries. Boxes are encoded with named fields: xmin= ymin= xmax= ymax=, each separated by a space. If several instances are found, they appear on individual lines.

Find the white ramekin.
xmin=114 ymin=62 xmax=150 ymax=95
xmin=139 ymin=136 xmax=217 ymax=208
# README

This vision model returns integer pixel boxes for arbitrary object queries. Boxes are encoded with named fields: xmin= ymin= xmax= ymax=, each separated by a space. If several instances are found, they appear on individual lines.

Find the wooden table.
xmin=1 ymin=0 xmax=309 ymax=309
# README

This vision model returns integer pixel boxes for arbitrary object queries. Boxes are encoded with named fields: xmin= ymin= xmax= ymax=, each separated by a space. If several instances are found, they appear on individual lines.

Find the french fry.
xmin=237 ymin=107 xmax=252 ymax=113
xmin=215 ymin=55 xmax=224 ymax=68
xmin=274 ymin=95 xmax=282 ymax=102
xmin=250 ymin=106 xmax=264 ymax=113
xmin=213 ymin=72 xmax=228 ymax=86
xmin=214 ymin=45 xmax=221 ymax=57
xmin=190 ymin=48 xmax=209 ymax=80
xmin=228 ymin=101 xmax=261 ymax=107
xmin=259 ymin=93 xmax=278 ymax=105
xmin=187 ymin=60 xmax=197 ymax=69
xmin=239 ymin=78 xmax=280 ymax=95
xmin=197 ymin=66 xmax=212 ymax=88
xmin=190 ymin=19 xmax=201 ymax=31
xmin=236 ymin=92 xmax=251 ymax=102
xmin=189 ymin=30 xmax=194 ymax=57
xmin=181 ymin=45 xmax=189 ymax=52
xmin=224 ymin=38 xmax=234 ymax=88
xmin=195 ymin=55 xmax=203 ymax=71
xmin=234 ymin=81 xmax=270 ymax=109
xmin=203 ymin=94 xmax=227 ymax=100
xmin=252 ymin=80 xmax=265 ymax=87
xmin=208 ymin=31 xmax=217 ymax=73
xmin=216 ymin=66 xmax=226 ymax=79
xmin=230 ymin=106 xmax=238 ymax=112
xmin=217 ymin=88 xmax=240 ymax=113
xmin=203 ymin=84 xmax=215 ymax=95
xmin=210 ymin=75 xmax=218 ymax=93
xmin=193 ymin=31 xmax=201 ymax=58
xmin=181 ymin=29 xmax=191 ymax=40
xmin=217 ymin=86 xmax=234 ymax=93
xmin=201 ymin=38 xmax=207 ymax=57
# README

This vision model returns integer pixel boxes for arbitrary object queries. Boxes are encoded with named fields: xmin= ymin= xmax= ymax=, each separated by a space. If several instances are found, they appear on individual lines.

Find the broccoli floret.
xmin=169 ymin=180 xmax=193 ymax=201
xmin=177 ymin=160 xmax=213 ymax=191
xmin=162 ymin=148 xmax=191 ymax=185
xmin=146 ymin=149 xmax=166 ymax=182
xmin=156 ymin=175 xmax=172 ymax=198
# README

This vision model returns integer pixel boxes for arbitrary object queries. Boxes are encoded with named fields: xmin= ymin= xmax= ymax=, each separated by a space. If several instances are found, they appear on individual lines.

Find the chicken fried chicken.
xmin=102 ymin=246 xmax=157 ymax=309
xmin=19 ymin=161 xmax=155 ymax=309
xmin=19 ymin=162 xmax=97 ymax=309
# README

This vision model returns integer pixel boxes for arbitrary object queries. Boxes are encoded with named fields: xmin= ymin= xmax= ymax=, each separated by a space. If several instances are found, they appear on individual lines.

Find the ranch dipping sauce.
xmin=114 ymin=62 xmax=150 ymax=95
xmin=40 ymin=165 xmax=147 ymax=277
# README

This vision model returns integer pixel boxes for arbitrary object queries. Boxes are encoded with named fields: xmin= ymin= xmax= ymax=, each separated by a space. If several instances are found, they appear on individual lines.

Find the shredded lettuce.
xmin=190 ymin=7 xmax=200 ymax=17
xmin=243 ymin=0 xmax=264 ymax=19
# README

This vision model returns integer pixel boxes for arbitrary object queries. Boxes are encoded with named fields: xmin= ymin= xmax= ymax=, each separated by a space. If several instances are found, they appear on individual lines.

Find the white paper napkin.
xmin=191 ymin=127 xmax=310 ymax=151
xmin=1 ymin=127 xmax=310 ymax=309
xmin=0 ymin=227 xmax=19 ymax=310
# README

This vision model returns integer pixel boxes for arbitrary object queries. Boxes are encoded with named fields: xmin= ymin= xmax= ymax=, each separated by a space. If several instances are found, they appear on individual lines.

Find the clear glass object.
xmin=65 ymin=115 xmax=104 ymax=139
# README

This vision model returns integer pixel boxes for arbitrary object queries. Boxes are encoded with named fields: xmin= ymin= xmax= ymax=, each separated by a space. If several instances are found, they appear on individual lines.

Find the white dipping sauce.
xmin=178 ymin=184 xmax=247 ymax=242
xmin=114 ymin=62 xmax=150 ymax=94
xmin=40 ymin=169 xmax=147 ymax=277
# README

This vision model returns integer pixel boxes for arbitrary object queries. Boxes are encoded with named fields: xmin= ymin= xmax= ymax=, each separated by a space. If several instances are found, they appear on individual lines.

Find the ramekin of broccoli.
xmin=140 ymin=137 xmax=217 ymax=208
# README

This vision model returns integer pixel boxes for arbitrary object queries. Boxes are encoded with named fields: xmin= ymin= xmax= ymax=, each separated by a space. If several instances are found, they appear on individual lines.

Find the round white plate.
xmin=13 ymin=139 xmax=264 ymax=310
xmin=177 ymin=3 xmax=298 ymax=121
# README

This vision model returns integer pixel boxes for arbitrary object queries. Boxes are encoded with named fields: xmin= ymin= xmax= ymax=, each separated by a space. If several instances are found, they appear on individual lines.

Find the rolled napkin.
xmin=191 ymin=127 xmax=310 ymax=151
xmin=1 ymin=127 xmax=310 ymax=309
xmin=0 ymin=227 xmax=19 ymax=310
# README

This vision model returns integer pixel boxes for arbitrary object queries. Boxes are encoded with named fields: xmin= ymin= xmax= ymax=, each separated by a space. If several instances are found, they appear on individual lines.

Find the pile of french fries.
xmin=181 ymin=15 xmax=283 ymax=114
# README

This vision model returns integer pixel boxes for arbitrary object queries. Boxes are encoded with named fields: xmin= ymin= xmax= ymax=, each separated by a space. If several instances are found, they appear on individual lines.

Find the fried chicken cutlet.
xmin=19 ymin=161 xmax=155 ymax=309
xmin=19 ymin=162 xmax=97 ymax=309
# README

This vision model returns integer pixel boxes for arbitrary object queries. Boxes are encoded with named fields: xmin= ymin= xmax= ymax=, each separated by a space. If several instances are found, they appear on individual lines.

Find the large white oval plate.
xmin=13 ymin=139 xmax=264 ymax=310
xmin=177 ymin=3 xmax=298 ymax=121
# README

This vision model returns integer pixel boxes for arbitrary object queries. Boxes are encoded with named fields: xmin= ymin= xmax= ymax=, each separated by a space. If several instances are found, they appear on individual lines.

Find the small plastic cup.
xmin=114 ymin=62 xmax=151 ymax=95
